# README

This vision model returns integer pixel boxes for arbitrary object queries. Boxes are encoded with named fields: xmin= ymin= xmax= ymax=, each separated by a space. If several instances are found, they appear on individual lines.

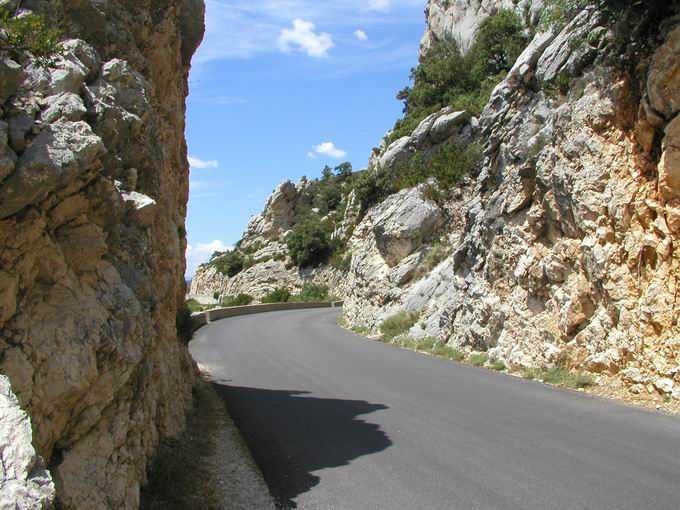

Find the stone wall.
xmin=0 ymin=0 xmax=204 ymax=507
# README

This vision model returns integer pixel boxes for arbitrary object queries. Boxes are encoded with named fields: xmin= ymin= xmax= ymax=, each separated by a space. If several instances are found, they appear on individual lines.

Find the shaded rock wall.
xmin=0 ymin=0 xmax=204 ymax=507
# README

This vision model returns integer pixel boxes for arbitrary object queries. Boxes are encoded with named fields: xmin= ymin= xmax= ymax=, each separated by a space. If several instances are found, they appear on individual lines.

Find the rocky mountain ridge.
xmin=0 ymin=1 xmax=204 ymax=508
xmin=193 ymin=0 xmax=680 ymax=406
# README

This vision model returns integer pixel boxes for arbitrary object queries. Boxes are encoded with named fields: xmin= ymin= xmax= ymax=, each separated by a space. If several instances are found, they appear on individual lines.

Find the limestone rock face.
xmin=420 ymin=0 xmax=542 ymax=56
xmin=0 ymin=1 xmax=205 ymax=508
xmin=376 ymin=107 xmax=473 ymax=170
xmin=0 ymin=375 xmax=55 ymax=510
xmin=240 ymin=180 xmax=306 ymax=248
xmin=372 ymin=186 xmax=444 ymax=267
xmin=342 ymin=8 xmax=680 ymax=395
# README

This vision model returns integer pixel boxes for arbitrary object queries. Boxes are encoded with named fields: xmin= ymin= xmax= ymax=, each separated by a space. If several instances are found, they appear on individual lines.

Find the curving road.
xmin=189 ymin=308 xmax=680 ymax=510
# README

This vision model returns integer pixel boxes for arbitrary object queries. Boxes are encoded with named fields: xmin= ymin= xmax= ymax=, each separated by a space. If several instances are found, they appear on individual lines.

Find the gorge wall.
xmin=193 ymin=0 xmax=680 ymax=404
xmin=0 ymin=0 xmax=204 ymax=508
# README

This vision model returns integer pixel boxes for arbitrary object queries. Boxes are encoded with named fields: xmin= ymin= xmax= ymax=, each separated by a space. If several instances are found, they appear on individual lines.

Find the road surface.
xmin=189 ymin=308 xmax=680 ymax=510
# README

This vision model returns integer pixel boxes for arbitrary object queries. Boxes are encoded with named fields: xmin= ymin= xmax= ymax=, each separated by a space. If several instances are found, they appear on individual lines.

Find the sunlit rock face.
xmin=343 ymin=5 xmax=680 ymax=396
xmin=192 ymin=3 xmax=680 ymax=400
xmin=420 ymin=0 xmax=543 ymax=55
xmin=0 ymin=1 xmax=204 ymax=508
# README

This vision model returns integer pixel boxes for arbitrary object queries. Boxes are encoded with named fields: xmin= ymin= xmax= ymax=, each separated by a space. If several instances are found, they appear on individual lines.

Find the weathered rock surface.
xmin=376 ymin=107 xmax=473 ymax=170
xmin=240 ymin=180 xmax=308 ymax=248
xmin=0 ymin=1 xmax=205 ymax=508
xmin=372 ymin=186 xmax=444 ymax=267
xmin=420 ymin=0 xmax=543 ymax=55
xmin=343 ymin=7 xmax=680 ymax=395
xmin=0 ymin=375 xmax=55 ymax=510
xmin=193 ymin=2 xmax=680 ymax=403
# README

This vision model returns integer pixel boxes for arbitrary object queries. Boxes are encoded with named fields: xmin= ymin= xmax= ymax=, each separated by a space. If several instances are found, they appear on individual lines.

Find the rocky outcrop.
xmin=0 ymin=375 xmax=55 ymax=509
xmin=240 ymin=179 xmax=309 ymax=249
xmin=372 ymin=186 xmax=444 ymax=267
xmin=373 ymin=107 xmax=474 ymax=170
xmin=421 ymin=0 xmax=543 ymax=55
xmin=342 ymin=6 xmax=680 ymax=400
xmin=0 ymin=1 xmax=204 ymax=508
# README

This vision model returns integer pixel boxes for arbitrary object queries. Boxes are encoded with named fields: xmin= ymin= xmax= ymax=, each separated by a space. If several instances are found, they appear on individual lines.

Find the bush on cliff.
xmin=286 ymin=215 xmax=331 ymax=268
xmin=221 ymin=293 xmax=254 ymax=307
xmin=210 ymin=250 xmax=245 ymax=277
xmin=352 ymin=141 xmax=482 ymax=213
xmin=291 ymin=283 xmax=330 ymax=303
xmin=388 ymin=9 xmax=527 ymax=144
xmin=262 ymin=287 xmax=292 ymax=303
xmin=0 ymin=8 xmax=62 ymax=64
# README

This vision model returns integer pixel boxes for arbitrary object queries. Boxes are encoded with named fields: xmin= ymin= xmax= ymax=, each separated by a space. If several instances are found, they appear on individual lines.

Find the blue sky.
xmin=185 ymin=0 xmax=427 ymax=275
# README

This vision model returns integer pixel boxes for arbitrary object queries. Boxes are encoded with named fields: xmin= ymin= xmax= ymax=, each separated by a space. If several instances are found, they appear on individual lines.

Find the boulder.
xmin=40 ymin=93 xmax=88 ymax=124
xmin=378 ymin=136 xmax=413 ymax=170
xmin=372 ymin=186 xmax=444 ymax=267
xmin=0 ymin=375 xmax=55 ymax=509
xmin=49 ymin=59 xmax=87 ymax=96
xmin=429 ymin=110 xmax=469 ymax=144
xmin=0 ymin=119 xmax=105 ymax=219
xmin=60 ymin=39 xmax=101 ymax=83
xmin=647 ymin=25 xmax=680 ymax=119
xmin=0 ymin=59 xmax=25 ymax=104
xmin=0 ymin=121 xmax=17 ymax=181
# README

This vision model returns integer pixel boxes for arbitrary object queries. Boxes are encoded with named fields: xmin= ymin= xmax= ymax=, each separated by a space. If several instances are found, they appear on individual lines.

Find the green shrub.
xmin=330 ymin=251 xmax=352 ymax=272
xmin=291 ymin=283 xmax=329 ymax=303
xmin=524 ymin=367 xmax=596 ymax=389
xmin=210 ymin=250 xmax=245 ymax=277
xmin=380 ymin=311 xmax=419 ymax=342
xmin=262 ymin=287 xmax=291 ymax=303
xmin=490 ymin=360 xmax=507 ymax=371
xmin=286 ymin=215 xmax=331 ymax=268
xmin=351 ymin=325 xmax=371 ymax=336
xmin=432 ymin=344 xmax=466 ymax=361
xmin=186 ymin=299 xmax=204 ymax=313
xmin=221 ymin=293 xmax=254 ymax=307
xmin=388 ymin=9 xmax=527 ymax=144
xmin=415 ymin=336 xmax=438 ymax=352
xmin=176 ymin=305 xmax=196 ymax=345
xmin=353 ymin=142 xmax=481 ymax=213
xmin=0 ymin=10 xmax=62 ymax=65
xmin=469 ymin=353 xmax=488 ymax=366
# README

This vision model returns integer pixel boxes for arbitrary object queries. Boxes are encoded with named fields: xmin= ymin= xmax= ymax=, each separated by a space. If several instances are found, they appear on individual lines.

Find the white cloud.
xmin=354 ymin=29 xmax=368 ymax=41
xmin=188 ymin=156 xmax=219 ymax=169
xmin=192 ymin=0 xmax=423 ymax=65
xmin=307 ymin=151 xmax=317 ymax=159
xmin=186 ymin=240 xmax=230 ymax=277
xmin=312 ymin=142 xmax=347 ymax=159
xmin=278 ymin=19 xmax=334 ymax=58
xmin=368 ymin=0 xmax=391 ymax=11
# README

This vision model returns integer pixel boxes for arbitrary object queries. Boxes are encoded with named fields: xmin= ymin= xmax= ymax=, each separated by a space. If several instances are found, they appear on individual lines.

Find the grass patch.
xmin=415 ymin=336 xmax=438 ymax=352
xmin=221 ymin=294 xmax=253 ymax=307
xmin=522 ymin=367 xmax=596 ymax=389
xmin=469 ymin=353 xmax=488 ymax=367
xmin=490 ymin=360 xmax=506 ymax=371
xmin=186 ymin=299 xmax=218 ymax=313
xmin=380 ymin=311 xmax=419 ymax=342
xmin=141 ymin=381 xmax=224 ymax=509
xmin=261 ymin=287 xmax=292 ymax=304
xmin=431 ymin=344 xmax=466 ymax=361
xmin=352 ymin=325 xmax=371 ymax=336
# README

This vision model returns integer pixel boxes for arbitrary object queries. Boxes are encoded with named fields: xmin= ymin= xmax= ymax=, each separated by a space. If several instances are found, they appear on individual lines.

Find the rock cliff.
xmin=193 ymin=1 xmax=680 ymax=404
xmin=0 ymin=1 xmax=204 ymax=508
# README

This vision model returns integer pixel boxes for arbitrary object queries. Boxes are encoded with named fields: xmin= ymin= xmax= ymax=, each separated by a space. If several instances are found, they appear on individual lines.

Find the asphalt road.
xmin=189 ymin=309 xmax=680 ymax=510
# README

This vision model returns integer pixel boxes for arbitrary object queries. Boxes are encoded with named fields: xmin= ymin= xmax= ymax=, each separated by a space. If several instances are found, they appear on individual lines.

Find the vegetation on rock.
xmin=0 ymin=8 xmax=62 ymax=64
xmin=388 ymin=9 xmax=527 ymax=144
xmin=286 ymin=215 xmax=332 ymax=269
xmin=380 ymin=311 xmax=419 ymax=342
xmin=221 ymin=294 xmax=254 ymax=307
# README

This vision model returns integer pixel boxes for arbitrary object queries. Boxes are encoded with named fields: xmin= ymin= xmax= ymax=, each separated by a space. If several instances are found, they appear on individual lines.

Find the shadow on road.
xmin=212 ymin=383 xmax=392 ymax=509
